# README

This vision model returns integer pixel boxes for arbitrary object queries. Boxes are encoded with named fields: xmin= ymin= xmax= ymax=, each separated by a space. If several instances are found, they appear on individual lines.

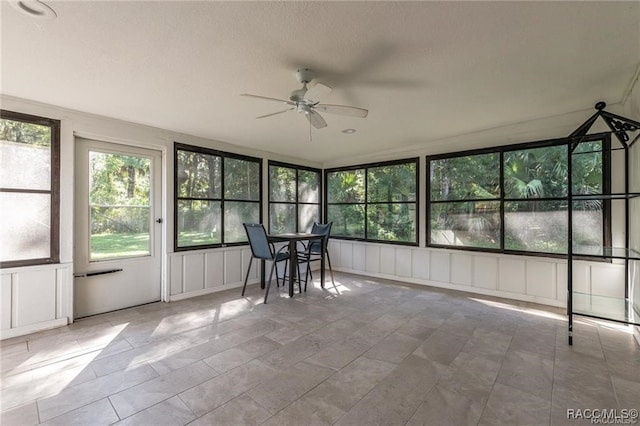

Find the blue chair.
xmin=242 ymin=223 xmax=290 ymax=303
xmin=297 ymin=222 xmax=335 ymax=291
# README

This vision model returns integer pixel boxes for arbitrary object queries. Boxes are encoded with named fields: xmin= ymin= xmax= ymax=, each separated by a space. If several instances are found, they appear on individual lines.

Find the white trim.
xmin=168 ymin=280 xmax=250 ymax=302
xmin=0 ymin=318 xmax=68 ymax=340
xmin=333 ymin=266 xmax=566 ymax=308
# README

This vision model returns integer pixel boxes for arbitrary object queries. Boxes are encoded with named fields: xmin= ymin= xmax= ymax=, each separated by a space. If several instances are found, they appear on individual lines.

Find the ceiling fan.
xmin=241 ymin=68 xmax=368 ymax=131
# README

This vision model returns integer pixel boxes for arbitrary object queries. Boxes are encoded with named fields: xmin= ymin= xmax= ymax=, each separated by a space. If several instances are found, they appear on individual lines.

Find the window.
xmin=428 ymin=136 xmax=610 ymax=255
xmin=268 ymin=161 xmax=321 ymax=233
xmin=89 ymin=151 xmax=152 ymax=260
xmin=175 ymin=143 xmax=261 ymax=250
xmin=0 ymin=110 xmax=60 ymax=267
xmin=326 ymin=158 xmax=418 ymax=244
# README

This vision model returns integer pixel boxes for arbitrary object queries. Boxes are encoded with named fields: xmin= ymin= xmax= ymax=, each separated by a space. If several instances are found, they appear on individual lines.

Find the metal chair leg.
xmin=303 ymin=257 xmax=311 ymax=292
xmin=264 ymin=260 xmax=277 ymax=304
xmin=326 ymin=250 xmax=335 ymax=284
xmin=242 ymin=257 xmax=253 ymax=296
xmin=297 ymin=258 xmax=303 ymax=293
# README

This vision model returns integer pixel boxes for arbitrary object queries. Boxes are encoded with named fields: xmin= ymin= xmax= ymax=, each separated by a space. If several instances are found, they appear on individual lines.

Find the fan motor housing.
xmin=296 ymin=68 xmax=314 ymax=84
xmin=289 ymin=87 xmax=307 ymax=102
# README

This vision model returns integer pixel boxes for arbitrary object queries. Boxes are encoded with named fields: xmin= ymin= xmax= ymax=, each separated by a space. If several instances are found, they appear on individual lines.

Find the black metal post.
xmin=568 ymin=140 xmax=574 ymax=345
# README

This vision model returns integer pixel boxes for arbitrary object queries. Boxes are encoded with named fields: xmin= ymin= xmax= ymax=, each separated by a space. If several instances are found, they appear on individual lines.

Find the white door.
xmin=74 ymin=138 xmax=162 ymax=318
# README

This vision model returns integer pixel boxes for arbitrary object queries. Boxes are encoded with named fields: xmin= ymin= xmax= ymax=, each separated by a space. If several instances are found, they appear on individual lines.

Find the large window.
xmin=428 ymin=136 xmax=609 ymax=255
xmin=175 ymin=143 xmax=261 ymax=250
xmin=0 ymin=110 xmax=60 ymax=267
xmin=268 ymin=161 xmax=321 ymax=233
xmin=326 ymin=158 xmax=418 ymax=244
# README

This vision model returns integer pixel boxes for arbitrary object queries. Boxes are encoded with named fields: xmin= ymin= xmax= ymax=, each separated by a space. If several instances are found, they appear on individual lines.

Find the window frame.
xmin=426 ymin=134 xmax=612 ymax=259
xmin=267 ymin=160 xmax=322 ymax=234
xmin=324 ymin=157 xmax=419 ymax=246
xmin=174 ymin=142 xmax=262 ymax=251
xmin=0 ymin=110 xmax=60 ymax=268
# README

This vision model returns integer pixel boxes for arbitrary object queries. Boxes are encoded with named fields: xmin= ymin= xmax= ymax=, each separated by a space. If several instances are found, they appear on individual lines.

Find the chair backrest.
xmin=243 ymin=223 xmax=273 ymax=260
xmin=309 ymin=222 xmax=332 ymax=253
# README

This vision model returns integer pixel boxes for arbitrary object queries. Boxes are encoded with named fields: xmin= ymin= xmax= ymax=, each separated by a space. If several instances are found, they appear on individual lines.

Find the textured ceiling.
xmin=1 ymin=1 xmax=639 ymax=163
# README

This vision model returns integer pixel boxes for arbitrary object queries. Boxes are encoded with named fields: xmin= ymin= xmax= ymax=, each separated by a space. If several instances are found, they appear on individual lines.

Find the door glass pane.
xmin=89 ymin=151 xmax=152 ymax=260
xmin=0 ymin=192 xmax=51 ymax=262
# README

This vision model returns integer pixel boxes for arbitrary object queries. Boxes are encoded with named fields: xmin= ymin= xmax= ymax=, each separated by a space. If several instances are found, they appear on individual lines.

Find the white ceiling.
xmin=1 ymin=1 xmax=639 ymax=164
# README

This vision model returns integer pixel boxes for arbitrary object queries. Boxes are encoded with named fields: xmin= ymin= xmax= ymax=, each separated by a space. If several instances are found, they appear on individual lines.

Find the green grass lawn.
xmin=91 ymin=232 xmax=150 ymax=260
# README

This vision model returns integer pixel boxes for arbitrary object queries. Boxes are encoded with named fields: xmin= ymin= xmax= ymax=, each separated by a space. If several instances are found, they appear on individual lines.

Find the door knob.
xmin=156 ymin=218 xmax=163 ymax=224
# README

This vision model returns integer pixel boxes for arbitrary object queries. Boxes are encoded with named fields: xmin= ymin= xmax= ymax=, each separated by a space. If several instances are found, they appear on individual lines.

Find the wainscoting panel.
xmin=450 ymin=253 xmax=472 ymax=286
xmin=380 ymin=246 xmax=396 ymax=276
xmin=472 ymin=256 xmax=497 ymax=290
xmin=184 ymin=253 xmax=205 ymax=293
xmin=525 ymin=260 xmax=556 ymax=299
xmin=1 ymin=263 xmax=73 ymax=339
xmin=395 ymin=248 xmax=412 ymax=278
xmin=224 ymin=249 xmax=242 ymax=285
xmin=430 ymin=251 xmax=450 ymax=283
xmin=353 ymin=244 xmax=366 ymax=272
xmin=411 ymin=250 xmax=429 ymax=280
xmin=497 ymin=257 xmax=526 ymax=294
xmin=164 ymin=240 xmax=627 ymax=311
xmin=205 ymin=252 xmax=224 ymax=289
xmin=365 ymin=245 xmax=380 ymax=274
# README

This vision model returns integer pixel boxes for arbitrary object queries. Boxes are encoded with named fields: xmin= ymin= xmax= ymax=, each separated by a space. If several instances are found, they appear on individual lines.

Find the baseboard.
xmin=168 ymin=280 xmax=248 ymax=302
xmin=1 ymin=318 xmax=69 ymax=340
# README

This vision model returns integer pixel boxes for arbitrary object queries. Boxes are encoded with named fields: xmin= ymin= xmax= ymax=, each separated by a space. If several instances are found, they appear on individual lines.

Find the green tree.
xmin=0 ymin=119 xmax=50 ymax=146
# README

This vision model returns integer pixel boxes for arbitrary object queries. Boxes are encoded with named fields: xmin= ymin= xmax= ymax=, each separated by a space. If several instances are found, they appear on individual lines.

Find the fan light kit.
xmin=241 ymin=68 xmax=368 ymax=140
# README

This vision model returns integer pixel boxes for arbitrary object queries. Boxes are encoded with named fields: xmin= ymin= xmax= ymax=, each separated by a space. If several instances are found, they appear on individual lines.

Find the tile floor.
xmin=1 ymin=272 xmax=639 ymax=425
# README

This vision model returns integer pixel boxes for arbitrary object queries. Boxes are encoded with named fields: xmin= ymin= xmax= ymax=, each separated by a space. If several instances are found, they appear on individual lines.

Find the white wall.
xmin=0 ymin=93 xmax=635 ymax=340
xmin=622 ymin=66 xmax=640 ymax=342
xmin=0 ymin=95 xmax=320 ymax=339
xmin=328 ymin=241 xmax=625 ymax=308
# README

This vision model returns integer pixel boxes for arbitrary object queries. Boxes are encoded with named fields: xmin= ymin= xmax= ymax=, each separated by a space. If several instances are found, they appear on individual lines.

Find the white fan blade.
xmin=241 ymin=94 xmax=295 ymax=105
xmin=304 ymin=83 xmax=332 ymax=103
xmin=306 ymin=110 xmax=327 ymax=129
xmin=256 ymin=108 xmax=294 ymax=119
xmin=315 ymin=104 xmax=368 ymax=118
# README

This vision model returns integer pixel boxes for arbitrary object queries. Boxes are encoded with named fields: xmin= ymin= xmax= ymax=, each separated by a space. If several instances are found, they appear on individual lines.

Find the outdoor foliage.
xmin=89 ymin=151 xmax=151 ymax=259
xmin=269 ymin=165 xmax=320 ymax=234
xmin=430 ymin=141 xmax=605 ymax=253
xmin=0 ymin=118 xmax=54 ymax=263
xmin=176 ymin=147 xmax=260 ymax=247
xmin=327 ymin=161 xmax=417 ymax=242
xmin=0 ymin=119 xmax=50 ymax=147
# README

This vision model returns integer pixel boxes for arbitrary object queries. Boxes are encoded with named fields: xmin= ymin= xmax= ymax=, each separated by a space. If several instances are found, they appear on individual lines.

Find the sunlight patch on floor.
xmin=469 ymin=297 xmax=566 ymax=321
